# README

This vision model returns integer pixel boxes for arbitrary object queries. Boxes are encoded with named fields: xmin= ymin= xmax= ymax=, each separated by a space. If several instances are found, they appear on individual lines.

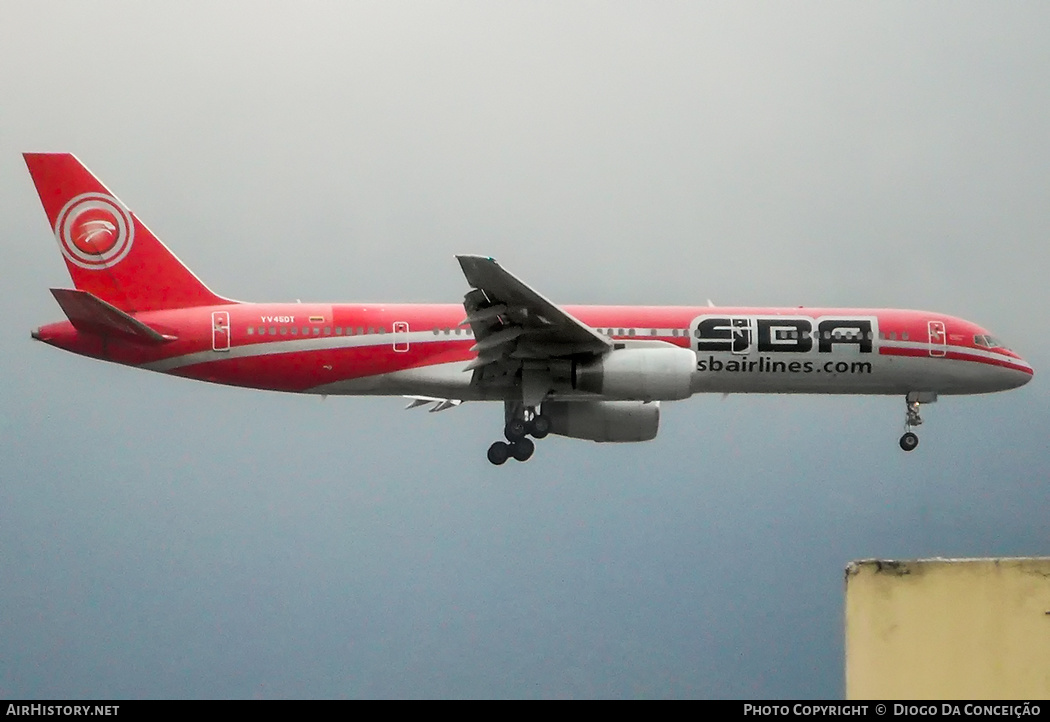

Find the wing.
xmin=456 ymin=255 xmax=611 ymax=400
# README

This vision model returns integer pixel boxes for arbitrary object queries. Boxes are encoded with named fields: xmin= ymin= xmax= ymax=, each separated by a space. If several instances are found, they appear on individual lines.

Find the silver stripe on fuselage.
xmin=878 ymin=339 xmax=1032 ymax=371
xmin=139 ymin=331 xmax=467 ymax=372
xmin=139 ymin=330 xmax=1029 ymax=398
xmin=141 ymin=332 xmax=1030 ymax=374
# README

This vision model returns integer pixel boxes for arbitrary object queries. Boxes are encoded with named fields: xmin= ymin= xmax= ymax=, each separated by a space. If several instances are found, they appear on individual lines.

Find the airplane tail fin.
xmin=24 ymin=153 xmax=231 ymax=313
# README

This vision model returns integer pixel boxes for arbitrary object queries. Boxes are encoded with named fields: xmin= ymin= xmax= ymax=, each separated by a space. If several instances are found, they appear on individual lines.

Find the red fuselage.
xmin=24 ymin=153 xmax=1033 ymax=460
xmin=33 ymin=303 xmax=1033 ymax=398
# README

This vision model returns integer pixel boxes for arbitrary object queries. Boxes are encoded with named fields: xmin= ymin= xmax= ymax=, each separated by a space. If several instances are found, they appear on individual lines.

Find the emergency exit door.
xmin=392 ymin=321 xmax=409 ymax=352
xmin=212 ymin=311 xmax=230 ymax=351
xmin=928 ymin=320 xmax=946 ymax=357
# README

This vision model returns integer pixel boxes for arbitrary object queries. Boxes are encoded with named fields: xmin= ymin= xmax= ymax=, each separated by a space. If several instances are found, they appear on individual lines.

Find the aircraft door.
xmin=392 ymin=321 xmax=409 ymax=352
xmin=928 ymin=320 xmax=946 ymax=357
xmin=212 ymin=311 xmax=231 ymax=351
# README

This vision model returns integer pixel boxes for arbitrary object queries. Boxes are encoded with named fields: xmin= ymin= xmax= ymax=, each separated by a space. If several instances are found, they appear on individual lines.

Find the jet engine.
xmin=573 ymin=346 xmax=695 ymax=401
xmin=543 ymin=400 xmax=660 ymax=442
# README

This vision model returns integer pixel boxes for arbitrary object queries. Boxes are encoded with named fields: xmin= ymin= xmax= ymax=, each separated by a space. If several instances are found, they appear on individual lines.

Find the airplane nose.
xmin=1005 ymin=357 xmax=1034 ymax=389
xmin=31 ymin=328 xmax=41 ymax=341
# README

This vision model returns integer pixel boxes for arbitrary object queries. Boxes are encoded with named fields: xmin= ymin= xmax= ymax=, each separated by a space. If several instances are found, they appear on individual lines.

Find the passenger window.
xmin=379 ymin=327 xmax=385 ymax=334
xmin=291 ymin=327 xmax=298 ymax=335
xmin=247 ymin=327 xmax=254 ymax=335
xmin=280 ymin=327 xmax=287 ymax=335
xmin=269 ymin=326 xmax=277 ymax=335
xmin=901 ymin=332 xmax=909 ymax=341
xmin=357 ymin=327 xmax=364 ymax=335
xmin=324 ymin=327 xmax=331 ymax=335
xmin=650 ymin=329 xmax=657 ymax=336
xmin=628 ymin=329 xmax=636 ymax=336
xmin=367 ymin=327 xmax=374 ymax=335
xmin=889 ymin=332 xmax=896 ymax=340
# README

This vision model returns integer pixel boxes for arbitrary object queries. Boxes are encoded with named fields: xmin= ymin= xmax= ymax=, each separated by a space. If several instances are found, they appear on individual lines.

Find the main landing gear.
xmin=898 ymin=393 xmax=933 ymax=452
xmin=487 ymin=405 xmax=551 ymax=465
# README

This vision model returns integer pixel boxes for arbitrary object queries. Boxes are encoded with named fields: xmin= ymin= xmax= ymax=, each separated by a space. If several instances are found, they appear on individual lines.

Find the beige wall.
xmin=845 ymin=558 xmax=1050 ymax=699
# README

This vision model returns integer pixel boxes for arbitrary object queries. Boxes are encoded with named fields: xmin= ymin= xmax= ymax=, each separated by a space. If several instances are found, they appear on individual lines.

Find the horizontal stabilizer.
xmin=403 ymin=395 xmax=463 ymax=412
xmin=50 ymin=288 xmax=174 ymax=344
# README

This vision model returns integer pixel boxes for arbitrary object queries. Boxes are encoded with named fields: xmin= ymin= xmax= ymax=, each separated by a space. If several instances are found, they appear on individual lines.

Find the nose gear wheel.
xmin=899 ymin=397 xmax=925 ymax=452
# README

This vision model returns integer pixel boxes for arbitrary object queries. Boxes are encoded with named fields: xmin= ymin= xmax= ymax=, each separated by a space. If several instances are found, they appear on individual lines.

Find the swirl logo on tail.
xmin=55 ymin=193 xmax=134 ymax=270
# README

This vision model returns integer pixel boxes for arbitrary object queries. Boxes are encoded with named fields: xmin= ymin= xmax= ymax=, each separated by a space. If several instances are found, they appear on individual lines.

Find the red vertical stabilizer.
xmin=24 ymin=153 xmax=230 ymax=312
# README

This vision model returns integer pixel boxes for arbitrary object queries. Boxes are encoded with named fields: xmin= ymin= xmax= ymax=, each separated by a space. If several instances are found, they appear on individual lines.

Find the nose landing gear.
xmin=899 ymin=393 xmax=935 ymax=451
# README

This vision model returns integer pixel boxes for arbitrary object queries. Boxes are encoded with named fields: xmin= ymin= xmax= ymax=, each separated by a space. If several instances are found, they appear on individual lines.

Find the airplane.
xmin=25 ymin=153 xmax=1034 ymax=465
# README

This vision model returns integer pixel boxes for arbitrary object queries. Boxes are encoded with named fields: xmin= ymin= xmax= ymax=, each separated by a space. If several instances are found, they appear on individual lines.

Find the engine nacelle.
xmin=543 ymin=400 xmax=660 ymax=442
xmin=574 ymin=346 xmax=695 ymax=401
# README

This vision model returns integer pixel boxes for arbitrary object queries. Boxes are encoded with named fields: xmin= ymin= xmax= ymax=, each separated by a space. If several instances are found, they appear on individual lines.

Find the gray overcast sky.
xmin=2 ymin=2 xmax=1049 ymax=699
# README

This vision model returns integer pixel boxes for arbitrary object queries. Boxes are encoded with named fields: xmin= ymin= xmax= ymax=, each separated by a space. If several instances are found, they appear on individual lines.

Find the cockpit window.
xmin=975 ymin=334 xmax=1009 ymax=350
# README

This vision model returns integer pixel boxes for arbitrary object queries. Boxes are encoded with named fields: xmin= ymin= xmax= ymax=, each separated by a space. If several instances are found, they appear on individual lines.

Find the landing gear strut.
xmin=899 ymin=394 xmax=929 ymax=452
xmin=489 ymin=403 xmax=549 ymax=465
